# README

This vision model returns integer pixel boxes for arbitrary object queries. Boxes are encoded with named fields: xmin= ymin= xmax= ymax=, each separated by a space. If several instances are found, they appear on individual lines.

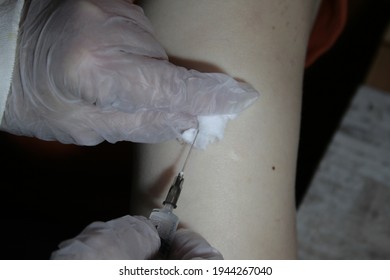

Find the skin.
xmin=131 ymin=0 xmax=321 ymax=259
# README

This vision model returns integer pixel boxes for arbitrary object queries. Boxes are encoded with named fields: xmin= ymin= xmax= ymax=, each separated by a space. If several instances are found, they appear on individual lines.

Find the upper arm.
xmin=131 ymin=0 xmax=320 ymax=259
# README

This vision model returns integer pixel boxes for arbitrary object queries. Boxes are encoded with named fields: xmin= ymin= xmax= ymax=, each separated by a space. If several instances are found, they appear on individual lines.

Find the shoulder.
xmin=306 ymin=0 xmax=348 ymax=67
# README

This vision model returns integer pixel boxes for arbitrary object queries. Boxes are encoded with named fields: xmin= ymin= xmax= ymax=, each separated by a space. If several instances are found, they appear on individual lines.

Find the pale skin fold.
xmin=130 ymin=0 xmax=321 ymax=259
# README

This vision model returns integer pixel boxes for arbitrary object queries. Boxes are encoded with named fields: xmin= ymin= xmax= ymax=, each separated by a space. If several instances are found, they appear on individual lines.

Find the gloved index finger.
xmin=78 ymin=51 xmax=259 ymax=117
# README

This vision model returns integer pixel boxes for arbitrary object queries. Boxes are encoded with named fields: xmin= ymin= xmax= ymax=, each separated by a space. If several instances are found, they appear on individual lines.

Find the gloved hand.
xmin=168 ymin=229 xmax=223 ymax=260
xmin=1 ymin=0 xmax=259 ymax=145
xmin=50 ymin=215 xmax=223 ymax=260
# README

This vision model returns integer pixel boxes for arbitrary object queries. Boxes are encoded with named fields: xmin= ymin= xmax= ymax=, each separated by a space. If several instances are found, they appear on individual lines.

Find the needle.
xmin=180 ymin=129 xmax=199 ymax=174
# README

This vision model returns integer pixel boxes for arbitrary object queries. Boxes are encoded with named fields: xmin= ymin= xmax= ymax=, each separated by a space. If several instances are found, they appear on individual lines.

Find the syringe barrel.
xmin=163 ymin=173 xmax=184 ymax=208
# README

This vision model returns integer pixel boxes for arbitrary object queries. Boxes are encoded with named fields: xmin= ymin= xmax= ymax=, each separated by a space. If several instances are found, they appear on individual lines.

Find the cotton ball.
xmin=181 ymin=114 xmax=236 ymax=149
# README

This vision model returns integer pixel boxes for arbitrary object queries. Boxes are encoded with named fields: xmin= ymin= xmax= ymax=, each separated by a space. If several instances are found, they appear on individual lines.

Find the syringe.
xmin=149 ymin=130 xmax=199 ymax=258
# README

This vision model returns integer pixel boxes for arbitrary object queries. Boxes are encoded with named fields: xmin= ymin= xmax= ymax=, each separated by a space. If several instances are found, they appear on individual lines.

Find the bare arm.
xmin=131 ymin=0 xmax=320 ymax=259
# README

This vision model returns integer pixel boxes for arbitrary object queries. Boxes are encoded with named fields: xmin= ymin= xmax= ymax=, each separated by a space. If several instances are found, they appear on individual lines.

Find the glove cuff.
xmin=0 ymin=0 xmax=25 ymax=123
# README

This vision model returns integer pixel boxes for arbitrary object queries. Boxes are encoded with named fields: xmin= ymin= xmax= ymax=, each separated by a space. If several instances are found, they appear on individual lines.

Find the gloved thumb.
xmin=168 ymin=229 xmax=224 ymax=260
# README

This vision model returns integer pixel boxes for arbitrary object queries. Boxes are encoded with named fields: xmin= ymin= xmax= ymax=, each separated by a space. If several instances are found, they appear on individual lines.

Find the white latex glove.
xmin=169 ymin=229 xmax=223 ymax=260
xmin=1 ymin=0 xmax=259 ymax=145
xmin=50 ymin=215 xmax=223 ymax=260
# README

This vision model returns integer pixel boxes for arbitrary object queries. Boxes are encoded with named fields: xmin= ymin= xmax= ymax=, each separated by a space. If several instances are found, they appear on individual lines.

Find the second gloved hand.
xmin=50 ymin=215 xmax=223 ymax=260
xmin=1 ymin=0 xmax=259 ymax=145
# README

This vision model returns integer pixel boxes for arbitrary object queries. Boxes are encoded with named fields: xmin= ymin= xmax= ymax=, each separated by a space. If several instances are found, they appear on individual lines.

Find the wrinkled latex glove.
xmin=50 ymin=215 xmax=223 ymax=260
xmin=1 ymin=0 xmax=259 ymax=145
xmin=169 ymin=229 xmax=223 ymax=260
xmin=50 ymin=216 xmax=160 ymax=260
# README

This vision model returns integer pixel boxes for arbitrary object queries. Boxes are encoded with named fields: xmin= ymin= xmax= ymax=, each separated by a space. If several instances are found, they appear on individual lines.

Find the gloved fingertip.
xmin=236 ymin=81 xmax=261 ymax=109
xmin=169 ymin=229 xmax=224 ymax=260
xmin=184 ymin=71 xmax=260 ymax=116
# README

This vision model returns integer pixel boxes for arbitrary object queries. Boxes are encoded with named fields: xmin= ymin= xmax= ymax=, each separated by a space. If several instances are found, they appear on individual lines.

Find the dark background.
xmin=1 ymin=0 xmax=389 ymax=259
xmin=295 ymin=0 xmax=389 ymax=206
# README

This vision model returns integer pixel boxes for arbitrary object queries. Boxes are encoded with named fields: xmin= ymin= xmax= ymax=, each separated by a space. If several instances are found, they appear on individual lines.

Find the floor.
xmin=297 ymin=85 xmax=390 ymax=259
